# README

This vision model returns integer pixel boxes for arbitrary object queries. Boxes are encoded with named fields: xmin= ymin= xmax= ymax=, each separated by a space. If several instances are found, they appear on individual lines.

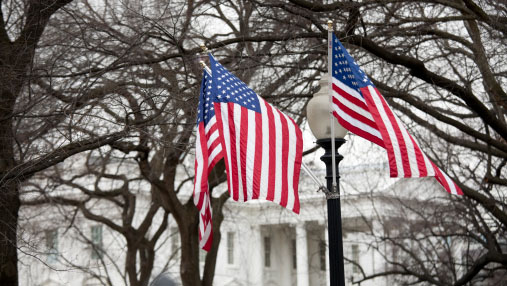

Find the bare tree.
xmin=0 ymin=1 xmax=93 ymax=285
xmin=22 ymin=148 xmax=171 ymax=286
xmin=9 ymin=0 xmax=316 ymax=285
xmin=344 ymin=181 xmax=507 ymax=286
xmin=7 ymin=0 xmax=505 ymax=285
xmin=243 ymin=0 xmax=507 ymax=284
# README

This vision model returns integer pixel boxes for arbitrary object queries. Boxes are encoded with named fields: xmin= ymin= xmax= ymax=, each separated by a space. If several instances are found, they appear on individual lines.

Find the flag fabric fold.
xmin=329 ymin=33 xmax=462 ymax=195
xmin=209 ymin=55 xmax=303 ymax=212
xmin=193 ymin=70 xmax=223 ymax=251
xmin=193 ymin=55 xmax=304 ymax=251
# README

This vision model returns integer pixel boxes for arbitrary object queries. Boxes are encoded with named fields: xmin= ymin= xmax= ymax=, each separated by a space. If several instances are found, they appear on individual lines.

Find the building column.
xmin=296 ymin=223 xmax=309 ymax=286
xmin=279 ymin=227 xmax=292 ymax=286
xmin=248 ymin=225 xmax=263 ymax=285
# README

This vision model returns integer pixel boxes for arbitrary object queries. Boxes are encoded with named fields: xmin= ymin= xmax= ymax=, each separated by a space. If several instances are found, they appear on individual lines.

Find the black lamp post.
xmin=317 ymin=138 xmax=346 ymax=286
xmin=307 ymin=76 xmax=347 ymax=286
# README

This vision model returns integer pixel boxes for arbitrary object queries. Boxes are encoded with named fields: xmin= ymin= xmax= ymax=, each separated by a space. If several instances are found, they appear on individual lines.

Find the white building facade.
xmin=19 ymin=164 xmax=416 ymax=286
xmin=206 ymin=192 xmax=388 ymax=286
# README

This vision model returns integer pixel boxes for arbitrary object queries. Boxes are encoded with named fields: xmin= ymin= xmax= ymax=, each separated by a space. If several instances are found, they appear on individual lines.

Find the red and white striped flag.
xmin=193 ymin=70 xmax=223 ymax=251
xmin=330 ymin=33 xmax=462 ymax=195
xmin=209 ymin=54 xmax=303 ymax=213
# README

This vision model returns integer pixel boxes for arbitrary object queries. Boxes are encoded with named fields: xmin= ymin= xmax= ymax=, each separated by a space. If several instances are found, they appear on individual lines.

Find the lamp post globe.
xmin=306 ymin=74 xmax=346 ymax=286
xmin=306 ymin=76 xmax=347 ymax=140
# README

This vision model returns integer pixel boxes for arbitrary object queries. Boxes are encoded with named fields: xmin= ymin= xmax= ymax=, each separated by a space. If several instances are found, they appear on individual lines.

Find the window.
xmin=199 ymin=249 xmax=207 ymax=263
xmin=292 ymin=239 xmax=297 ymax=269
xmin=319 ymin=240 xmax=326 ymax=271
xmin=352 ymin=244 xmax=359 ymax=274
xmin=227 ymin=232 xmax=235 ymax=264
xmin=171 ymin=227 xmax=180 ymax=259
xmin=264 ymin=236 xmax=271 ymax=267
xmin=391 ymin=245 xmax=399 ymax=264
xmin=91 ymin=225 xmax=103 ymax=259
xmin=45 ymin=229 xmax=58 ymax=263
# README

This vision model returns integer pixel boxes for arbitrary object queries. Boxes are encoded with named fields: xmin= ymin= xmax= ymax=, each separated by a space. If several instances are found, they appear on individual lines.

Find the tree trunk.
xmin=178 ymin=206 xmax=201 ymax=286
xmin=125 ymin=240 xmax=139 ymax=286
xmin=0 ymin=184 xmax=19 ymax=286
xmin=202 ymin=193 xmax=227 ymax=286
xmin=0 ymin=1 xmax=72 ymax=284
xmin=0 ymin=109 xmax=19 ymax=286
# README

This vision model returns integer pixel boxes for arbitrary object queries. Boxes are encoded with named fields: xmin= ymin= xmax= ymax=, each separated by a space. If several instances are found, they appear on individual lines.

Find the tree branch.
xmin=1 ymin=129 xmax=128 ymax=182
xmin=342 ymin=33 xmax=507 ymax=140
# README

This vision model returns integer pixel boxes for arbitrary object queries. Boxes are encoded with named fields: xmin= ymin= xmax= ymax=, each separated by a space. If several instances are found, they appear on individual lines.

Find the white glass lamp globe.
xmin=306 ymin=75 xmax=348 ymax=139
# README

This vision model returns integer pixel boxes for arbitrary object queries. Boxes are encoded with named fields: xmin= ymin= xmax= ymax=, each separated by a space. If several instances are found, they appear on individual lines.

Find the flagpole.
xmin=301 ymin=162 xmax=327 ymax=193
xmin=199 ymin=60 xmax=211 ymax=74
xmin=326 ymin=20 xmax=346 ymax=286
xmin=327 ymin=20 xmax=338 ymax=195
xmin=200 ymin=44 xmax=212 ymax=74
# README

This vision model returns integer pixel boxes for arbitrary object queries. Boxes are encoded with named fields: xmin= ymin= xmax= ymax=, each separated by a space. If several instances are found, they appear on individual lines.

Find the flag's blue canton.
xmin=197 ymin=71 xmax=216 ymax=125
xmin=209 ymin=55 xmax=261 ymax=113
xmin=332 ymin=34 xmax=373 ymax=92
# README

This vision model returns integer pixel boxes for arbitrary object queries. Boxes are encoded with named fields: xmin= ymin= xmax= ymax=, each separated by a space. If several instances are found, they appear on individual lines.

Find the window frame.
xmin=45 ymin=228 xmax=58 ymax=263
xmin=91 ymin=225 xmax=103 ymax=260
xmin=352 ymin=244 xmax=360 ymax=274
xmin=227 ymin=232 xmax=235 ymax=265
xmin=264 ymin=236 xmax=271 ymax=268
xmin=292 ymin=239 xmax=297 ymax=270
xmin=319 ymin=240 xmax=326 ymax=271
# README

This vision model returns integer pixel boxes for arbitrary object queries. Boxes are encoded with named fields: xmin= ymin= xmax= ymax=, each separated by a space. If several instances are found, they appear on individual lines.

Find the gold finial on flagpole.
xmin=198 ymin=44 xmax=211 ymax=73
xmin=327 ymin=20 xmax=333 ymax=31
xmin=200 ymin=43 xmax=208 ymax=53
xmin=199 ymin=60 xmax=211 ymax=73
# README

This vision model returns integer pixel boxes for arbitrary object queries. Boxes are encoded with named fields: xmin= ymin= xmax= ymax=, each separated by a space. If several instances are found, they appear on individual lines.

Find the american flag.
xmin=330 ymin=33 xmax=462 ymax=195
xmin=193 ymin=70 xmax=223 ymax=251
xmin=209 ymin=54 xmax=303 ymax=212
